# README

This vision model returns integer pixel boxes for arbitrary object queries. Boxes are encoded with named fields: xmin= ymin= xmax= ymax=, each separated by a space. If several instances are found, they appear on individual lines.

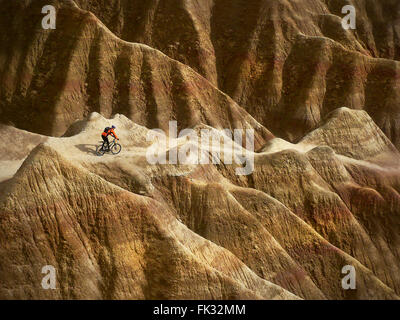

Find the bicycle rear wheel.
xmin=111 ymin=143 xmax=122 ymax=155
xmin=96 ymin=144 xmax=106 ymax=156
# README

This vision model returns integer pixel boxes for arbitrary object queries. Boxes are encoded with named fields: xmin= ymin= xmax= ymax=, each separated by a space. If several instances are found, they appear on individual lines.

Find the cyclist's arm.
xmin=111 ymin=130 xmax=119 ymax=139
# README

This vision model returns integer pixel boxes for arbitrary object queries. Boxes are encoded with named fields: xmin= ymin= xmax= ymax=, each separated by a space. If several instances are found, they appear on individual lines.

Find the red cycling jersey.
xmin=102 ymin=128 xmax=118 ymax=139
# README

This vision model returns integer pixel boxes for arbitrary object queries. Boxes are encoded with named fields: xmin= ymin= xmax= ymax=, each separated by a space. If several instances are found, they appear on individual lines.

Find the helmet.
xmin=112 ymin=125 xmax=116 ymax=129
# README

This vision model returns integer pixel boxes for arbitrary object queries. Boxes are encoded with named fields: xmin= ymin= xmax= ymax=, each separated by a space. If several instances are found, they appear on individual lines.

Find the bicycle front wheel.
xmin=111 ymin=143 xmax=122 ymax=155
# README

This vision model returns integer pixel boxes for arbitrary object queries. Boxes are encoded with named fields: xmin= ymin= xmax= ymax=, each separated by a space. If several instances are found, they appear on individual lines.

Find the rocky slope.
xmin=1 ymin=0 xmax=400 ymax=300
xmin=2 ymin=0 xmax=400 ymax=147
xmin=0 ymin=143 xmax=298 ymax=299
xmin=0 ymin=0 xmax=271 ymax=147
xmin=1 ymin=109 xmax=400 ymax=299
xmin=69 ymin=0 xmax=400 ymax=147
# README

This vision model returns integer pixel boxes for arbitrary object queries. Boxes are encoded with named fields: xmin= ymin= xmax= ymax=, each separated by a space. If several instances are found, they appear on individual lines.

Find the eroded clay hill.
xmin=0 ymin=143 xmax=298 ymax=299
xmin=1 ymin=0 xmax=400 ymax=300
xmin=0 ymin=0 xmax=271 ymax=147
xmin=1 ymin=109 xmax=400 ymax=299
xmin=1 ymin=0 xmax=400 ymax=148
xmin=80 ymin=0 xmax=399 ymax=148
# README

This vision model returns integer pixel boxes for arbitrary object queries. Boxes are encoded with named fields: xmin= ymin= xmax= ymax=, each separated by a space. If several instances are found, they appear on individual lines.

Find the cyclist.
xmin=101 ymin=125 xmax=119 ymax=151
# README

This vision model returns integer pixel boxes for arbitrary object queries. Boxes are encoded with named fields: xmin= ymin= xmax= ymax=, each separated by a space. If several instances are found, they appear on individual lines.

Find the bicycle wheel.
xmin=96 ymin=144 xmax=106 ymax=156
xmin=111 ymin=143 xmax=122 ymax=155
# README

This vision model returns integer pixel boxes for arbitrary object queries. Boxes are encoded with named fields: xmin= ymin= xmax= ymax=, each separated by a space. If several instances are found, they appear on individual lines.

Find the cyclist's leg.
xmin=101 ymin=135 xmax=109 ymax=150
xmin=105 ymin=136 xmax=110 ymax=150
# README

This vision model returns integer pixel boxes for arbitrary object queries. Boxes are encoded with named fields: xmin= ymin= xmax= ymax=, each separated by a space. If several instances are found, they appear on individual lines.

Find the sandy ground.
xmin=0 ymin=160 xmax=27 ymax=183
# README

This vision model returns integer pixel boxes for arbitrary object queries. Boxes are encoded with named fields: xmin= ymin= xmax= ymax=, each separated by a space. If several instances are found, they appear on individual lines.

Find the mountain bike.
xmin=96 ymin=138 xmax=122 ymax=156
